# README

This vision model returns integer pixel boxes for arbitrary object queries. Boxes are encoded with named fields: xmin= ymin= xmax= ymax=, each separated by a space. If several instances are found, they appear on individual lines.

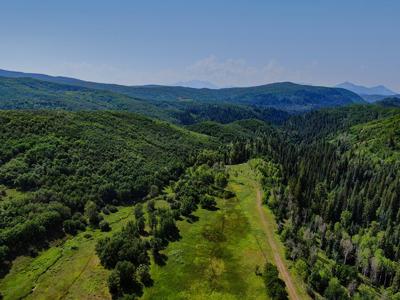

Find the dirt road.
xmin=255 ymin=188 xmax=300 ymax=300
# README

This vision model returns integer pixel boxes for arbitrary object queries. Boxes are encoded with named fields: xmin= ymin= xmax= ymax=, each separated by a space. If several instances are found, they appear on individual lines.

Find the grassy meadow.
xmin=0 ymin=206 xmax=135 ymax=300
xmin=143 ymin=163 xmax=272 ymax=299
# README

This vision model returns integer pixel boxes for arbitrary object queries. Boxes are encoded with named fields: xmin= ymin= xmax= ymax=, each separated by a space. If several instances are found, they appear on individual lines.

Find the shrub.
xmin=200 ymin=195 xmax=217 ymax=209
xmin=263 ymin=262 xmax=288 ymax=300
xmin=99 ymin=220 xmax=111 ymax=232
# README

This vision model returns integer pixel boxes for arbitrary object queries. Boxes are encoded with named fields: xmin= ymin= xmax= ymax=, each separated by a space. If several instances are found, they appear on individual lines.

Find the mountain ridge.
xmin=0 ymin=68 xmax=364 ymax=112
xmin=336 ymin=81 xmax=397 ymax=96
xmin=173 ymin=80 xmax=218 ymax=89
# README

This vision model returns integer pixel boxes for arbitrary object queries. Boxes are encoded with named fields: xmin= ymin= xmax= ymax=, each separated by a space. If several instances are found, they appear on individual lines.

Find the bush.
xmin=137 ymin=264 xmax=152 ymax=286
xmin=107 ymin=205 xmax=118 ymax=213
xmin=263 ymin=262 xmax=288 ymax=300
xmin=200 ymin=195 xmax=217 ymax=209
xmin=215 ymin=173 xmax=228 ymax=188
xmin=99 ymin=220 xmax=111 ymax=232
xmin=222 ymin=190 xmax=235 ymax=199
xmin=108 ymin=269 xmax=121 ymax=297
xmin=85 ymin=201 xmax=100 ymax=227
xmin=63 ymin=219 xmax=85 ymax=235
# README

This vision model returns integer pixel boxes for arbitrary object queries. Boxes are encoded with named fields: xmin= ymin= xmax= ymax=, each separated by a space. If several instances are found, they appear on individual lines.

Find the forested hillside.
xmin=188 ymin=119 xmax=275 ymax=141
xmin=0 ymin=77 xmax=176 ymax=120
xmin=0 ymin=70 xmax=364 ymax=112
xmin=377 ymin=97 xmax=400 ymax=108
xmin=0 ymin=79 xmax=399 ymax=299
xmin=283 ymin=104 xmax=400 ymax=143
xmin=258 ymin=109 xmax=400 ymax=298
xmin=0 ymin=76 xmax=290 ymax=125
xmin=0 ymin=110 xmax=215 ymax=274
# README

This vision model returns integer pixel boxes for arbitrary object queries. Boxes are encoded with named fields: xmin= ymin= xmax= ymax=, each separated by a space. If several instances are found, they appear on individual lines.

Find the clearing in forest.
xmin=144 ymin=162 xmax=308 ymax=299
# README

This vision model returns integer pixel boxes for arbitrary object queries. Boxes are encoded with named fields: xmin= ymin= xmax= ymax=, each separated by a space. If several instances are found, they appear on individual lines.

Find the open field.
xmin=0 ymin=206 xmax=135 ymax=300
xmin=143 ymin=162 xmax=308 ymax=299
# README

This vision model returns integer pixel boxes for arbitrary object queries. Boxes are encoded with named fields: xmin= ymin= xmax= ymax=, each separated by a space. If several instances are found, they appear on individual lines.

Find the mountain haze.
xmin=0 ymin=69 xmax=364 ymax=112
xmin=174 ymin=80 xmax=218 ymax=89
xmin=336 ymin=81 xmax=397 ymax=96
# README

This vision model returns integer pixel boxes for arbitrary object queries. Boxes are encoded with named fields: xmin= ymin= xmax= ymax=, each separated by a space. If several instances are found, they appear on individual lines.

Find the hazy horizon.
xmin=1 ymin=1 xmax=399 ymax=91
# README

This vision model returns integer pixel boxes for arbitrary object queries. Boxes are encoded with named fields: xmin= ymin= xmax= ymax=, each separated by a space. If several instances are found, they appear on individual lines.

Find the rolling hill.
xmin=0 ymin=76 xmax=174 ymax=121
xmin=0 ymin=110 xmax=216 ymax=269
xmin=376 ymin=97 xmax=400 ymax=108
xmin=0 ymin=76 xmax=291 ymax=125
xmin=0 ymin=69 xmax=364 ymax=112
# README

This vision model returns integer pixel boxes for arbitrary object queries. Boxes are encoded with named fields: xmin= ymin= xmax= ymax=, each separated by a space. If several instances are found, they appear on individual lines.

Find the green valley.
xmin=2 ymin=3 xmax=400 ymax=299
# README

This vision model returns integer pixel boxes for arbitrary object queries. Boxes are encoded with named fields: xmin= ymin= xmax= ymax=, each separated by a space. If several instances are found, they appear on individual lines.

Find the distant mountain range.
xmin=0 ymin=68 xmax=364 ymax=114
xmin=336 ymin=81 xmax=396 ymax=96
xmin=174 ymin=80 xmax=218 ymax=89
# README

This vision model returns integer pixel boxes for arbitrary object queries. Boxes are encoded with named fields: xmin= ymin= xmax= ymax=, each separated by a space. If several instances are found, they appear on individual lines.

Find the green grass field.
xmin=143 ymin=163 xmax=273 ymax=299
xmin=0 ymin=206 xmax=135 ymax=300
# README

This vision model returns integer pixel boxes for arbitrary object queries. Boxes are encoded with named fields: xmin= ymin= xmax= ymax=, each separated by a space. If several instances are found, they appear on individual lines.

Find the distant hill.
xmin=0 ymin=69 xmax=364 ymax=112
xmin=336 ymin=81 xmax=397 ymax=96
xmin=376 ymin=97 xmax=400 ymax=108
xmin=0 ymin=76 xmax=174 ymax=121
xmin=0 ymin=76 xmax=289 ymax=125
xmin=174 ymin=80 xmax=218 ymax=89
xmin=361 ymin=94 xmax=400 ymax=103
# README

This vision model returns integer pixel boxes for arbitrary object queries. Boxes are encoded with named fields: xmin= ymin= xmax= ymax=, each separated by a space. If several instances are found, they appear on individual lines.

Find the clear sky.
xmin=0 ymin=0 xmax=399 ymax=91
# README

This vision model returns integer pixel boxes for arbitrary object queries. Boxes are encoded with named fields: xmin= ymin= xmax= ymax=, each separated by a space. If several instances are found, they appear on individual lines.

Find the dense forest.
xmin=0 ymin=76 xmax=291 ymax=125
xmin=253 ymin=107 xmax=400 ymax=298
xmin=0 ymin=110 xmax=216 ymax=274
xmin=0 ymin=71 xmax=399 ymax=299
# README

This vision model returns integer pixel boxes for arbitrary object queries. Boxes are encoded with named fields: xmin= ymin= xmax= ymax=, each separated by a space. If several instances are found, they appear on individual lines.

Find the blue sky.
xmin=0 ymin=0 xmax=399 ymax=91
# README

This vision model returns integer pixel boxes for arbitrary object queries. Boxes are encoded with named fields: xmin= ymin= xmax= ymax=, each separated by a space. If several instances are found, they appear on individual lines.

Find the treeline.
xmin=96 ymin=150 xmax=230 ymax=299
xmin=0 ymin=111 xmax=215 ymax=273
xmin=170 ymin=102 xmax=289 ymax=125
xmin=283 ymin=104 xmax=400 ymax=144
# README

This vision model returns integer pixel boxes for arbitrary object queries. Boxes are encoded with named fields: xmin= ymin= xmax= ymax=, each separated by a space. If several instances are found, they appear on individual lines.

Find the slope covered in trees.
xmin=0 ymin=76 xmax=289 ymax=125
xmin=188 ymin=119 xmax=275 ymax=142
xmin=259 ymin=109 xmax=400 ymax=298
xmin=0 ymin=77 xmax=174 ymax=121
xmin=167 ymin=101 xmax=290 ymax=125
xmin=376 ymin=97 xmax=400 ymax=108
xmin=283 ymin=104 xmax=400 ymax=144
xmin=0 ymin=110 xmax=216 ymax=274
xmin=0 ymin=69 xmax=364 ymax=112
xmin=0 ymin=81 xmax=399 ymax=299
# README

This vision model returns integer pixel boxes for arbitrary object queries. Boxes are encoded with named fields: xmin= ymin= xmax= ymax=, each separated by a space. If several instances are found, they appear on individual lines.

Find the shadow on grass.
xmin=140 ymin=230 xmax=150 ymax=237
xmin=186 ymin=214 xmax=199 ymax=223
xmin=203 ymin=205 xmax=219 ymax=211
xmin=0 ymin=262 xmax=11 ymax=279
xmin=153 ymin=252 xmax=168 ymax=266
xmin=115 ymin=281 xmax=143 ymax=300
xmin=142 ymin=277 xmax=154 ymax=288
xmin=0 ymin=230 xmax=66 ymax=279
